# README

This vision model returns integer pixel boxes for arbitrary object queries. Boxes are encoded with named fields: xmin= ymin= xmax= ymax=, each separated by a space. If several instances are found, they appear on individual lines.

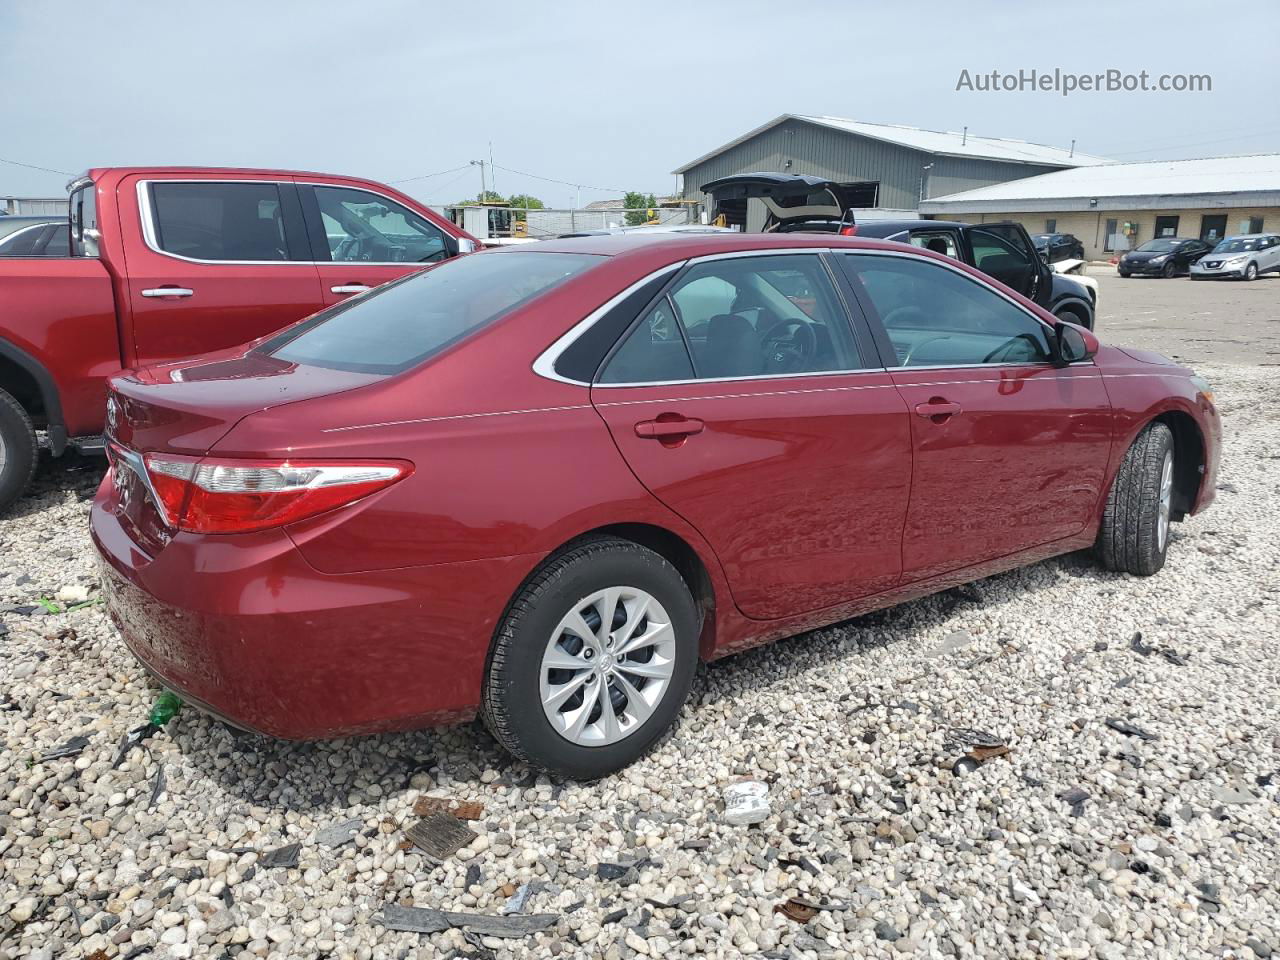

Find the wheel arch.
xmin=1151 ymin=409 xmax=1205 ymax=520
xmin=0 ymin=337 xmax=66 ymax=454
xmin=1052 ymin=298 xmax=1093 ymax=329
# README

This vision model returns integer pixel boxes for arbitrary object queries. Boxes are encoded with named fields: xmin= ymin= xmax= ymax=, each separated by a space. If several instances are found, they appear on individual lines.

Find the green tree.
xmin=623 ymin=191 xmax=658 ymax=226
xmin=454 ymin=190 xmax=505 ymax=206
xmin=505 ymin=194 xmax=544 ymax=212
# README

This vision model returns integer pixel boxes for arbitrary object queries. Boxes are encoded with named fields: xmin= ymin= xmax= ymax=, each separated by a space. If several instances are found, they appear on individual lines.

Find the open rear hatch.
xmin=104 ymin=350 xmax=385 ymax=555
xmin=700 ymin=172 xmax=879 ymax=232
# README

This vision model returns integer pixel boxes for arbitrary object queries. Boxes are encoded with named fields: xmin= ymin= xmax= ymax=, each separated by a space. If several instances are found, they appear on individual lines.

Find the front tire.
xmin=1244 ymin=262 xmax=1258 ymax=281
xmin=1096 ymin=422 xmax=1175 ymax=576
xmin=1162 ymin=261 xmax=1176 ymax=279
xmin=1118 ymin=270 xmax=1130 ymax=278
xmin=0 ymin=388 xmax=38 ymax=514
xmin=482 ymin=537 xmax=699 ymax=779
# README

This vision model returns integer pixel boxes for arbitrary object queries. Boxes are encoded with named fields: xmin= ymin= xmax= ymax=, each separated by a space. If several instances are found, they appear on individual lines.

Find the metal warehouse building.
xmin=673 ymin=114 xmax=1106 ymax=225
xmin=919 ymin=154 xmax=1280 ymax=259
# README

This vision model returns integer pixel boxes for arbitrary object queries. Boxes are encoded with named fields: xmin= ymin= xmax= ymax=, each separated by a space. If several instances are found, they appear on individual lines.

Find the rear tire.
xmin=1095 ymin=422 xmax=1175 ymax=576
xmin=0 ymin=388 xmax=38 ymax=515
xmin=482 ymin=537 xmax=699 ymax=779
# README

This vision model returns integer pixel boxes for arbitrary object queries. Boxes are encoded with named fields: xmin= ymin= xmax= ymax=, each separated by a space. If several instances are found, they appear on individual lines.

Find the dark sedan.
xmin=1118 ymin=238 xmax=1211 ymax=278
xmin=1033 ymin=233 xmax=1085 ymax=263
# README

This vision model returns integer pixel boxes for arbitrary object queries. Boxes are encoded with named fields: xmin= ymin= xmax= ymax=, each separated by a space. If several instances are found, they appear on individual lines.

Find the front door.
xmin=299 ymin=184 xmax=454 ymax=308
xmin=963 ymin=223 xmax=1046 ymax=305
xmin=1200 ymin=215 xmax=1228 ymax=244
xmin=590 ymin=252 xmax=912 ymax=621
xmin=841 ymin=251 xmax=1113 ymax=581
xmin=124 ymin=177 xmax=324 ymax=366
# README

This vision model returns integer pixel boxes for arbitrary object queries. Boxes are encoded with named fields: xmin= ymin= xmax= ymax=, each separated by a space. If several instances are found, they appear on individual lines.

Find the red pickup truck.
xmin=0 ymin=167 xmax=479 ymax=511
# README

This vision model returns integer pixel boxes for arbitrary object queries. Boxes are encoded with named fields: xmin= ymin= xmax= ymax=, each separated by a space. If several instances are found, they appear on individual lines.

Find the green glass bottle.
xmin=148 ymin=691 xmax=183 ymax=727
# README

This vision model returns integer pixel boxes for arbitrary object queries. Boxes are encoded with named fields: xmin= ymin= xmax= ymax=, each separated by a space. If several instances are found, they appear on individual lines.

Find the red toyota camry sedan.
xmin=91 ymin=233 xmax=1221 ymax=778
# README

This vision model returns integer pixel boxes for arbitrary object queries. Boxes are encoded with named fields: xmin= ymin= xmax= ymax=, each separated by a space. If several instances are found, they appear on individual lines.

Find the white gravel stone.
xmin=1 ymin=363 xmax=1278 ymax=960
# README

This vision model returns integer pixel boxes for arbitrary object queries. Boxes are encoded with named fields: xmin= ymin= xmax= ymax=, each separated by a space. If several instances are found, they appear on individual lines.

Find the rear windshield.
xmin=268 ymin=251 xmax=601 ymax=374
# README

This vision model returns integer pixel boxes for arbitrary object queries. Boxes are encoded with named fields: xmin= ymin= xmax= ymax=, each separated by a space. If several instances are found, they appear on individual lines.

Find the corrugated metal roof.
xmin=920 ymin=154 xmax=1280 ymax=208
xmin=672 ymin=114 xmax=1107 ymax=174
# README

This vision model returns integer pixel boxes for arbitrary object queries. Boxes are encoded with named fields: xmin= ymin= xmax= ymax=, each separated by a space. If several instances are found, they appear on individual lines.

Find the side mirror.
xmin=1055 ymin=321 xmax=1098 ymax=365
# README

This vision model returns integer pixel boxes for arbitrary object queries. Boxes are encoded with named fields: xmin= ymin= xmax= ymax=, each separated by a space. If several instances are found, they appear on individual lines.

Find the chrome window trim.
xmin=136 ymin=179 xmax=451 ymax=268
xmin=530 ymin=245 xmax=1073 ymax=390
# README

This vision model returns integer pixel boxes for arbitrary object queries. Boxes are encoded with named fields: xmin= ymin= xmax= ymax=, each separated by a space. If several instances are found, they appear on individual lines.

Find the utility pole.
xmin=470 ymin=159 xmax=487 ymax=201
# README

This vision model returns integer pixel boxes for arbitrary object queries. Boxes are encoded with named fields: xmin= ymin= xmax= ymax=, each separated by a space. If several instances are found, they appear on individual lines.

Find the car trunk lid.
xmin=700 ymin=172 xmax=879 ymax=231
xmin=103 ymin=350 xmax=385 ymax=555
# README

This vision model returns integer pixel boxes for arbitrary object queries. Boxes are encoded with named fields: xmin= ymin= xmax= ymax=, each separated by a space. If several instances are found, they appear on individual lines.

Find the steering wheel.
xmin=882 ymin=305 xmax=926 ymax=328
xmin=982 ymin=333 xmax=1045 ymax=364
xmin=760 ymin=318 xmax=818 ymax=372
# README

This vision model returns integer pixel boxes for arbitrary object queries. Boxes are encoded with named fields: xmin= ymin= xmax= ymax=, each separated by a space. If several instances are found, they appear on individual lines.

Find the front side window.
xmin=909 ymin=230 xmax=960 ymax=259
xmin=270 ymin=251 xmax=599 ymax=375
xmin=847 ymin=254 xmax=1053 ymax=368
xmin=314 ymin=186 xmax=447 ymax=263
xmin=150 ymin=182 xmax=290 ymax=261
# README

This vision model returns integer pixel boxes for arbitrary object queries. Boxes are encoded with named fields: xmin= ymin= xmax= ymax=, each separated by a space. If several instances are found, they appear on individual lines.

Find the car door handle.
xmin=914 ymin=399 xmax=962 ymax=420
xmin=141 ymin=286 xmax=194 ymax=298
xmin=635 ymin=417 xmax=704 ymax=439
xmin=331 ymin=284 xmax=371 ymax=294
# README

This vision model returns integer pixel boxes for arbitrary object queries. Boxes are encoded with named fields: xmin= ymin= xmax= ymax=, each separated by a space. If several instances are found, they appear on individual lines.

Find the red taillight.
xmin=140 ymin=453 xmax=412 ymax=534
xmin=839 ymin=225 xmax=858 ymax=236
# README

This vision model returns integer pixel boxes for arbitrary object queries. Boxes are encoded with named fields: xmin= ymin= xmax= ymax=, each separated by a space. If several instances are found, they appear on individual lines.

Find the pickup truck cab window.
xmin=311 ymin=186 xmax=448 ymax=264
xmin=845 ymin=254 xmax=1053 ymax=367
xmin=70 ymin=182 xmax=99 ymax=257
xmin=149 ymin=181 xmax=299 ymax=262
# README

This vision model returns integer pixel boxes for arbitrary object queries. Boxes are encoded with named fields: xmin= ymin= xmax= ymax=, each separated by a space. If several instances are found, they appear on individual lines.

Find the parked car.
xmin=701 ymin=173 xmax=1097 ymax=329
xmin=92 ymin=232 xmax=1220 ymax=778
xmin=1188 ymin=233 xmax=1280 ymax=281
xmin=1032 ymin=232 xmax=1085 ymax=264
xmin=557 ymin=224 xmax=736 ymax=238
xmin=1117 ymin=237 xmax=1212 ymax=278
xmin=0 ymin=215 xmax=69 ymax=257
xmin=0 ymin=167 xmax=479 ymax=512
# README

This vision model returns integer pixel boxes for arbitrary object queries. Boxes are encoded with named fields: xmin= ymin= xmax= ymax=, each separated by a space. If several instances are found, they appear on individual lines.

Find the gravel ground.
xmin=2 ymin=362 xmax=1277 ymax=960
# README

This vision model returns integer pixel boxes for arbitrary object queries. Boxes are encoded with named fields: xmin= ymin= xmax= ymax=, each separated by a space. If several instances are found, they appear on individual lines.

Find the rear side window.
xmin=270 ymin=251 xmax=600 ymax=375
xmin=599 ymin=298 xmax=694 ymax=383
xmin=150 ymin=182 xmax=292 ymax=261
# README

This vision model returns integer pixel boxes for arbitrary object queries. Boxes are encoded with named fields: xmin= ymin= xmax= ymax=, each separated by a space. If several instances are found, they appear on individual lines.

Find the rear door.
xmin=590 ymin=251 xmax=911 ymax=621
xmin=298 ymin=183 xmax=455 ymax=307
xmin=840 ymin=250 xmax=1113 ymax=582
xmin=123 ymin=177 xmax=324 ymax=366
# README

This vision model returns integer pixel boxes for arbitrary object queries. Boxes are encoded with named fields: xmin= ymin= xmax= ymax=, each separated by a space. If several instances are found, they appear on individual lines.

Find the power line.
xmin=387 ymin=163 xmax=472 ymax=185
xmin=488 ymin=162 xmax=640 ymax=196
xmin=0 ymin=156 xmax=74 ymax=177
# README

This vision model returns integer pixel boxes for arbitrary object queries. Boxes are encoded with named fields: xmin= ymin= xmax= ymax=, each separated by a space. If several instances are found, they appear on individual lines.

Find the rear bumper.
xmin=91 ymin=485 xmax=536 ymax=739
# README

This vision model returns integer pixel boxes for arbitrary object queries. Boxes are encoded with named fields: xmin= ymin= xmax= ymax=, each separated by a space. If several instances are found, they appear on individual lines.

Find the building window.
xmin=1154 ymin=215 xmax=1180 ymax=238
xmin=1242 ymin=216 xmax=1264 ymax=233
xmin=1103 ymin=219 xmax=1117 ymax=252
xmin=1044 ymin=219 xmax=1056 ymax=233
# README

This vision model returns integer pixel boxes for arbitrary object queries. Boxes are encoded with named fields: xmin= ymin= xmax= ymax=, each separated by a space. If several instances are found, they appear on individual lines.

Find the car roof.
xmin=504 ymin=230 xmax=943 ymax=262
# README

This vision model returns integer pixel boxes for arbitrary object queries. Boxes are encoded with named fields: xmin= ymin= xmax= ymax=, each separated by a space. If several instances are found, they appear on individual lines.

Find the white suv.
xmin=1190 ymin=233 xmax=1280 ymax=281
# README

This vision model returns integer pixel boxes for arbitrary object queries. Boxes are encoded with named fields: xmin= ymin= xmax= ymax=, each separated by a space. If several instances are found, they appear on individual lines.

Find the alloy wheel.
xmin=539 ymin=586 xmax=676 ymax=746
xmin=1157 ymin=450 xmax=1174 ymax=551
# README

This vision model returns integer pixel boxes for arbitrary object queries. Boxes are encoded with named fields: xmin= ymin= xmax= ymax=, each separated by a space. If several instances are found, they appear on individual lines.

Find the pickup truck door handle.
xmin=634 ymin=417 xmax=704 ymax=439
xmin=330 ymin=284 xmax=371 ymax=295
xmin=914 ymin=398 xmax=962 ymax=421
xmin=141 ymin=286 xmax=194 ymax=298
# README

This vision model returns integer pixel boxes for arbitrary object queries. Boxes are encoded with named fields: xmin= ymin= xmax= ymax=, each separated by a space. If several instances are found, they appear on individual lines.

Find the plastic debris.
xmin=775 ymin=898 xmax=818 ymax=923
xmin=379 ymin=904 xmax=557 ymax=938
xmin=1105 ymin=718 xmax=1159 ymax=741
xmin=316 ymin=818 xmax=363 ymax=848
xmin=722 ymin=779 xmax=770 ymax=826
xmin=147 ymin=764 xmax=166 ymax=809
xmin=148 ymin=691 xmax=183 ymax=727
xmin=40 ymin=735 xmax=90 ymax=762
xmin=1058 ymin=786 xmax=1091 ymax=817
xmin=112 ymin=723 xmax=158 ymax=768
xmin=404 ymin=812 xmax=477 ymax=860
xmin=413 ymin=796 xmax=485 ymax=820
xmin=500 ymin=880 xmax=539 ymax=915
xmin=259 ymin=842 xmax=301 ymax=868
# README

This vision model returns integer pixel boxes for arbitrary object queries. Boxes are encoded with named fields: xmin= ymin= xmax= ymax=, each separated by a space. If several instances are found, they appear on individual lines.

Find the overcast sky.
xmin=3 ymin=0 xmax=1278 ymax=206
